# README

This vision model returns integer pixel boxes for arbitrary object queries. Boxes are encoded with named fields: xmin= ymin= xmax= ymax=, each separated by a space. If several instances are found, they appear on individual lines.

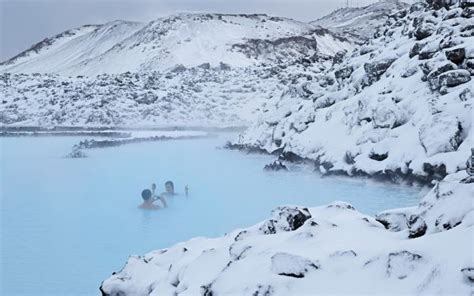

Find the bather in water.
xmin=160 ymin=181 xmax=189 ymax=200
xmin=139 ymin=188 xmax=161 ymax=210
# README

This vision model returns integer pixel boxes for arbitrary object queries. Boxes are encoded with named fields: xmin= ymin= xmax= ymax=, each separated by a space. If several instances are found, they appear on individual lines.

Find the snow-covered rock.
xmin=100 ymin=174 xmax=473 ymax=295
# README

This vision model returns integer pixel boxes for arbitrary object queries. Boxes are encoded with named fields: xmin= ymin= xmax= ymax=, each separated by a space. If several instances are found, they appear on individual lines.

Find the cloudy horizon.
xmin=0 ymin=0 xmax=402 ymax=61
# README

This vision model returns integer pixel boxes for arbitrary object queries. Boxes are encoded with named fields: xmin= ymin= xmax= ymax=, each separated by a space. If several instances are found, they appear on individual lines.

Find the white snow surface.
xmin=100 ymin=174 xmax=474 ymax=295
xmin=0 ymin=14 xmax=352 ymax=76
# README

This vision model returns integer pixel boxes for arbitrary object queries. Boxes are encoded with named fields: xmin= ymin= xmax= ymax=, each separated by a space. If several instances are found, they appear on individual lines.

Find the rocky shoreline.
xmin=225 ymin=142 xmax=448 ymax=186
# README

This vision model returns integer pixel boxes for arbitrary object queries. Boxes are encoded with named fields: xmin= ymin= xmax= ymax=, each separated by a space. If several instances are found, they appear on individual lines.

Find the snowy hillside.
xmin=0 ymin=14 xmax=352 ymax=76
xmin=100 ymin=176 xmax=474 ymax=295
xmin=311 ymin=0 xmax=410 ymax=43
xmin=236 ymin=0 xmax=473 ymax=184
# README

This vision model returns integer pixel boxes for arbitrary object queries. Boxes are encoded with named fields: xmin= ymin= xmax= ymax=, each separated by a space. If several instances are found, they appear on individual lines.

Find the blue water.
xmin=0 ymin=133 xmax=422 ymax=295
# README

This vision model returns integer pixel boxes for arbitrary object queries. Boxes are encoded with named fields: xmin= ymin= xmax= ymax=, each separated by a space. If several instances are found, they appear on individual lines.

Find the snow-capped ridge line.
xmin=0 ymin=12 xmax=353 ymax=75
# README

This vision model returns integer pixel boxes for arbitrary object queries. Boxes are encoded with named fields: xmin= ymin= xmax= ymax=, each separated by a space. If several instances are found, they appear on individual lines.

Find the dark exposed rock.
xmin=275 ymin=206 xmax=311 ymax=231
xmin=264 ymin=160 xmax=288 ymax=171
xmin=344 ymin=151 xmax=356 ymax=164
xmin=461 ymin=267 xmax=474 ymax=282
xmin=409 ymin=42 xmax=425 ymax=58
xmin=414 ymin=22 xmax=435 ymax=40
xmin=217 ymin=62 xmax=230 ymax=71
xmin=407 ymin=215 xmax=427 ymax=238
xmin=332 ymin=50 xmax=347 ymax=65
xmin=201 ymin=283 xmax=214 ymax=296
xmin=198 ymin=62 xmax=211 ymax=70
xmin=259 ymin=219 xmax=277 ymax=234
xmin=426 ymin=62 xmax=457 ymax=90
xmin=464 ymin=58 xmax=474 ymax=75
xmin=364 ymin=58 xmax=397 ymax=84
xmin=439 ymin=36 xmax=462 ymax=49
xmin=231 ymin=36 xmax=317 ymax=62
xmin=461 ymin=7 xmax=474 ymax=18
xmin=369 ymin=151 xmax=389 ymax=161
xmin=445 ymin=47 xmax=465 ymax=65
xmin=234 ymin=230 xmax=249 ymax=241
xmin=418 ymin=47 xmax=437 ymax=60
xmin=438 ymin=69 xmax=471 ymax=87
xmin=334 ymin=66 xmax=354 ymax=80
xmin=423 ymin=163 xmax=447 ymax=180
xmin=252 ymin=285 xmax=274 ymax=296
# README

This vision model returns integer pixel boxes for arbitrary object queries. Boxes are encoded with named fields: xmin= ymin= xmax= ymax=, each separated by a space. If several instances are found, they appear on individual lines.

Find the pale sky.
xmin=0 ymin=0 xmax=384 ymax=61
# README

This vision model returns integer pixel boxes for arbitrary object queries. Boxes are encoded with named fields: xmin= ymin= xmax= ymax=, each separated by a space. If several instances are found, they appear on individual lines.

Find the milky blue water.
xmin=0 ymin=133 xmax=423 ymax=295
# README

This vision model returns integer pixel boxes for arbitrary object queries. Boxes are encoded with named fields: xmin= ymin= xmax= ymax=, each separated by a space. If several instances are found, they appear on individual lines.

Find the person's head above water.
xmin=151 ymin=183 xmax=156 ymax=191
xmin=165 ymin=181 xmax=174 ymax=194
xmin=141 ymin=189 xmax=152 ymax=201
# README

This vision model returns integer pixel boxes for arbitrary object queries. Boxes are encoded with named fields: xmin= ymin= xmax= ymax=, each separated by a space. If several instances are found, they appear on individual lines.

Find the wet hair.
xmin=141 ymin=189 xmax=152 ymax=201
xmin=165 ymin=181 xmax=174 ymax=192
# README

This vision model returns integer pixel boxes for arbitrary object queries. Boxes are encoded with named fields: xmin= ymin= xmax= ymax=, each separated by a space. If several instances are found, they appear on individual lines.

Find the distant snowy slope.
xmin=0 ymin=14 xmax=352 ymax=76
xmin=311 ymin=0 xmax=410 ymax=42
xmin=0 ymin=21 xmax=144 ymax=74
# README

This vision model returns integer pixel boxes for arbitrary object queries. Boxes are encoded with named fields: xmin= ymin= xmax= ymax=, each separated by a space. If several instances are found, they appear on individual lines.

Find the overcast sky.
xmin=1 ymin=0 xmax=382 ymax=61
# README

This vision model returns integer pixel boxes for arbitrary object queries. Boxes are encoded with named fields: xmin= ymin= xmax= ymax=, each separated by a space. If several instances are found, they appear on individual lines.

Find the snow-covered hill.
xmin=0 ymin=14 xmax=352 ymax=76
xmin=236 ymin=0 xmax=473 ymax=184
xmin=311 ymin=0 xmax=410 ymax=43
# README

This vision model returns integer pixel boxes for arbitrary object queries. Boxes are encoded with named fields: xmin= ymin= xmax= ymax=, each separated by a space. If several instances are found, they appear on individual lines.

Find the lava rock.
xmin=445 ymin=47 xmax=465 ymax=65
xmin=464 ymin=58 xmax=474 ymax=75
xmin=369 ymin=151 xmax=389 ymax=161
xmin=418 ymin=47 xmax=437 ymax=60
xmin=332 ymin=50 xmax=347 ymax=65
xmin=461 ymin=267 xmax=474 ymax=282
xmin=264 ymin=160 xmax=288 ymax=171
xmin=438 ymin=69 xmax=471 ymax=87
xmin=414 ymin=22 xmax=435 ymax=40
xmin=407 ymin=215 xmax=427 ymax=238
xmin=426 ymin=62 xmax=457 ymax=90
xmin=364 ymin=58 xmax=397 ymax=84
xmin=334 ymin=66 xmax=354 ymax=80
xmin=461 ymin=7 xmax=474 ymax=18
xmin=409 ymin=42 xmax=425 ymax=58
xmin=259 ymin=206 xmax=312 ymax=234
